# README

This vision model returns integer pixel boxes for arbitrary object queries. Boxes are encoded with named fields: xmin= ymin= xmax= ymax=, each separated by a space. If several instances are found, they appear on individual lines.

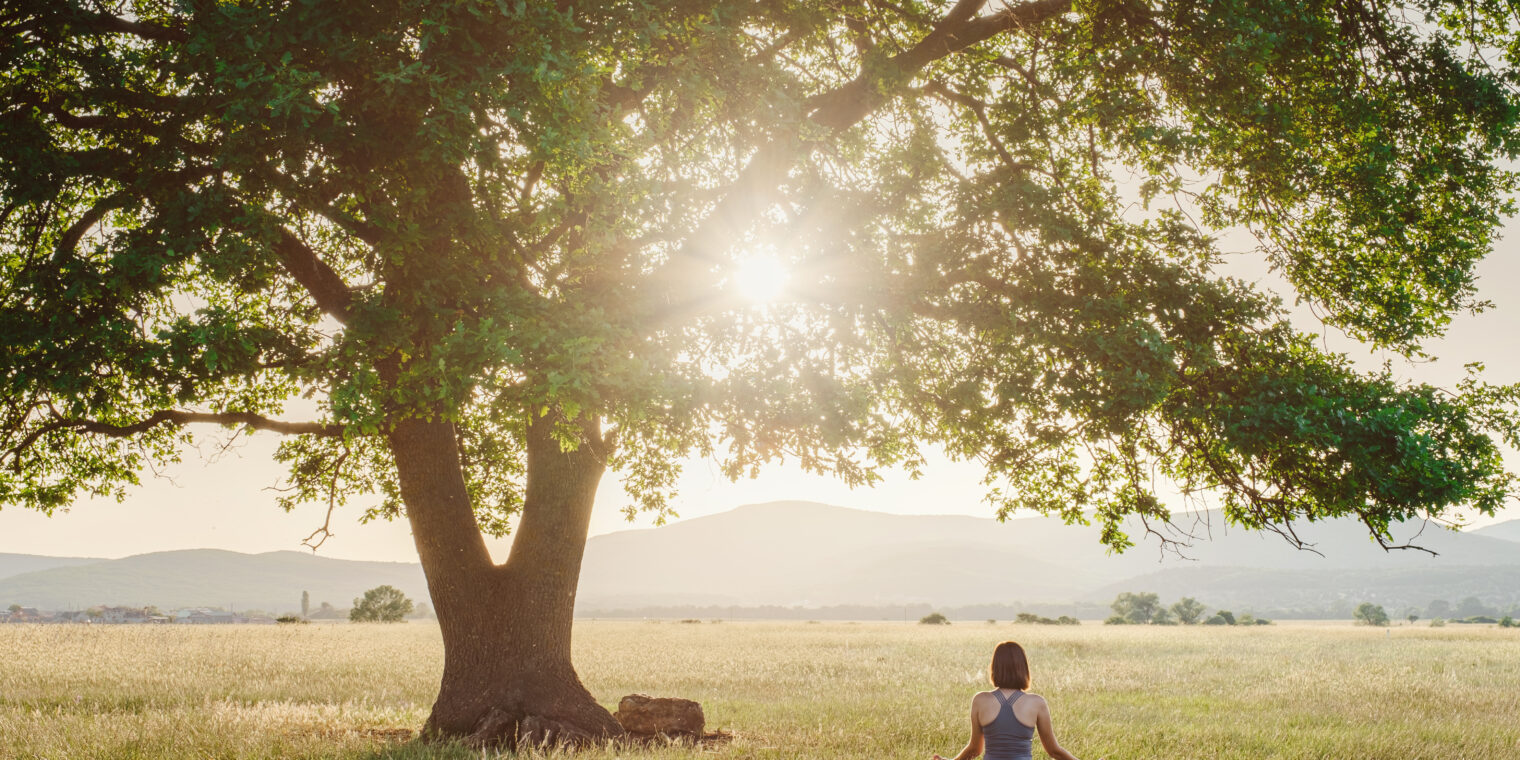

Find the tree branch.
xmin=922 ymin=80 xmax=1026 ymax=172
xmin=272 ymin=227 xmax=356 ymax=325
xmin=53 ymin=192 xmax=130 ymax=262
xmin=5 ymin=411 xmax=343 ymax=472
xmin=641 ymin=0 xmax=1071 ymax=323
xmin=63 ymin=9 xmax=187 ymax=43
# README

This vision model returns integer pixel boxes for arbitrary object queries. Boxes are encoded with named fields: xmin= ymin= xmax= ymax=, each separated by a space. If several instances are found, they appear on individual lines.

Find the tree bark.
xmin=388 ymin=414 xmax=623 ymax=749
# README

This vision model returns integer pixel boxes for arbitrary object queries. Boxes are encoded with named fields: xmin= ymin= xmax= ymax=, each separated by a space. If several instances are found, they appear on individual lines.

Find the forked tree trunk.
xmin=388 ymin=414 xmax=624 ymax=749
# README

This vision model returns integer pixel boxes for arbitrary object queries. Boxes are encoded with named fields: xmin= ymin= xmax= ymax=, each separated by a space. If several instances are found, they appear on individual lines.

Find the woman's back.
xmin=981 ymin=689 xmax=1036 ymax=760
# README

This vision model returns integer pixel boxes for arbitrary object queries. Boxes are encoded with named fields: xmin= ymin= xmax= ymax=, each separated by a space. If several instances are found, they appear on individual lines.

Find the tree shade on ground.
xmin=5 ymin=0 xmax=1520 ymax=748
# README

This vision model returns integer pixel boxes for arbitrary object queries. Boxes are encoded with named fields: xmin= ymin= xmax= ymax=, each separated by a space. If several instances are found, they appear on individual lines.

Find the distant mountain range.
xmin=0 ymin=549 xmax=426 ymax=614
xmin=0 ymin=553 xmax=100 ymax=580
xmin=2 ymin=502 xmax=1516 ymax=617
xmin=574 ymin=501 xmax=1520 ymax=616
xmin=1472 ymin=518 xmax=1520 ymax=543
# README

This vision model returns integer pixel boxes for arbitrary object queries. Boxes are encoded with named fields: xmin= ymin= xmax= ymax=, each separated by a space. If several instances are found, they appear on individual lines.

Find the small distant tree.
xmin=1202 ymin=614 xmax=1228 ymax=626
xmin=1016 ymin=612 xmax=1041 ymax=624
xmin=919 ymin=612 xmax=950 ymax=626
xmin=1152 ymin=608 xmax=1177 ymax=625
xmin=1500 ymin=616 xmax=1515 ymax=628
xmin=1216 ymin=610 xmax=1237 ymax=626
xmin=1104 ymin=615 xmax=1129 ymax=625
xmin=1237 ymin=613 xmax=1256 ymax=626
xmin=1456 ymin=596 xmax=1491 ymax=618
xmin=1171 ymin=598 xmax=1207 ymax=626
xmin=350 ymin=586 xmax=414 ymax=623
xmin=6 ymin=604 xmax=19 ymax=614
xmin=1354 ymin=602 xmax=1390 ymax=627
xmin=1407 ymin=613 xmax=1419 ymax=625
xmin=1056 ymin=616 xmax=1080 ymax=626
xmin=301 ymin=590 xmax=310 ymax=619
xmin=1111 ymin=592 xmax=1163 ymax=625
xmin=1426 ymin=600 xmax=1453 ymax=619
xmin=987 ymin=619 xmax=997 ymax=625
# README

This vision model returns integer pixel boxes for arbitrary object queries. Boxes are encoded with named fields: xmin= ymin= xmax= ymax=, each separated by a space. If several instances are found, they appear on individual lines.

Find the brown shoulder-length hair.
xmin=989 ymin=641 xmax=1031 ymax=690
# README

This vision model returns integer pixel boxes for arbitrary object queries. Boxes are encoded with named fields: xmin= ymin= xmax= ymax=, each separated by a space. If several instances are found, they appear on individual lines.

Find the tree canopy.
xmin=349 ymin=584 xmax=414 ymax=623
xmin=4 ymin=0 xmax=1520 ymax=558
xmin=1353 ymin=601 xmax=1390 ymax=626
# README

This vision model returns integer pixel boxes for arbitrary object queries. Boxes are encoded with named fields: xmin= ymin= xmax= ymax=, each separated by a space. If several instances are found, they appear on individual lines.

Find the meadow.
xmin=0 ymin=620 xmax=1516 ymax=760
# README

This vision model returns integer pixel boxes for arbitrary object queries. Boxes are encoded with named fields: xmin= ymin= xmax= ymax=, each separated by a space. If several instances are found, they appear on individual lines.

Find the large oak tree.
xmin=5 ymin=0 xmax=1520 ymax=747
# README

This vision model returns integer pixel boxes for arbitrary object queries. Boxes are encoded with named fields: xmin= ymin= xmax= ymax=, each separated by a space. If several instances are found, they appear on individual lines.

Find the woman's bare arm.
xmin=931 ymin=697 xmax=984 ymax=760
xmin=1032 ymin=696 xmax=1081 ymax=760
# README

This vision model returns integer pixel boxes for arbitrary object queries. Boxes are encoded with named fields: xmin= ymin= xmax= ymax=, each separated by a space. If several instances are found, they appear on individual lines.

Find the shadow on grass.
xmin=351 ymin=739 xmax=479 ymax=760
xmin=350 ymin=731 xmax=732 ymax=760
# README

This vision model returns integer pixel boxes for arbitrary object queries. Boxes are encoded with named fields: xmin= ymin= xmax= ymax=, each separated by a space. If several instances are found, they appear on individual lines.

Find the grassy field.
xmin=0 ymin=620 xmax=1516 ymax=759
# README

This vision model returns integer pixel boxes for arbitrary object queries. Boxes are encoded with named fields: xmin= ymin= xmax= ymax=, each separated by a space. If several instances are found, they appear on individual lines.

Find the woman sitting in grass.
xmin=933 ymin=641 xmax=1090 ymax=760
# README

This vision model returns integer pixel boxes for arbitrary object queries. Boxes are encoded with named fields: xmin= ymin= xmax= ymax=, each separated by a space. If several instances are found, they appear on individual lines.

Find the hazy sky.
xmin=3 ymin=222 xmax=1518 ymax=563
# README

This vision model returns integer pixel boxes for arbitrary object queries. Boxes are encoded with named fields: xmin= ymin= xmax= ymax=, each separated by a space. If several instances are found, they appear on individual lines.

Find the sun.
xmin=731 ymin=254 xmax=789 ymax=304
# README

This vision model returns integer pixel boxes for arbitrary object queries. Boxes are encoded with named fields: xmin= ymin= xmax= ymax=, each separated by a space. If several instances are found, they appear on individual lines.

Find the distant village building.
xmin=1 ymin=606 xmax=266 ymax=624
xmin=95 ymin=606 xmax=166 ymax=624
xmin=168 ymin=608 xmax=276 ymax=624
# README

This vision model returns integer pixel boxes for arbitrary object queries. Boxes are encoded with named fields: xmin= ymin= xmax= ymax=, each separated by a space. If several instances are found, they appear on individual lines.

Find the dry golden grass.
xmin=0 ymin=620 xmax=1516 ymax=759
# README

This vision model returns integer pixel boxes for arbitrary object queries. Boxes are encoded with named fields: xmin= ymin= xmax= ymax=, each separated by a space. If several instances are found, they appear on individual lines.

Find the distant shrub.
xmin=678 ymin=618 xmax=702 ymax=624
xmin=1430 ymin=618 xmax=1446 ymax=627
xmin=1254 ymin=617 xmax=1272 ymax=625
xmin=1104 ymin=615 xmax=1129 ymax=625
xmin=1017 ymin=612 xmax=1066 ymax=625
xmin=1216 ymin=610 xmax=1236 ymax=626
xmin=1170 ymin=597 xmax=1206 ymax=625
xmin=1353 ymin=602 xmax=1389 ymax=627
xmin=1455 ymin=616 xmax=1498 ymax=625
xmin=919 ymin=612 xmax=950 ymax=625
xmin=987 ymin=619 xmax=997 ymax=625
xmin=1203 ymin=615 xmax=1229 ymax=626
xmin=1499 ymin=616 xmax=1515 ymax=628
xmin=275 ymin=615 xmax=307 ymax=624
xmin=1057 ymin=616 xmax=1080 ymax=626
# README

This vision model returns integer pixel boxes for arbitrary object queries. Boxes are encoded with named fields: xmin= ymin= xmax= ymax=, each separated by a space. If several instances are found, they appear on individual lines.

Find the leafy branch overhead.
xmin=3 ymin=0 xmax=1520 ymax=551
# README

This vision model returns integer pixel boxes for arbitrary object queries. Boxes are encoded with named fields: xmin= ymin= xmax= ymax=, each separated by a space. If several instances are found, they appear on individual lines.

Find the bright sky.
xmin=3 ymin=221 xmax=1518 ymax=562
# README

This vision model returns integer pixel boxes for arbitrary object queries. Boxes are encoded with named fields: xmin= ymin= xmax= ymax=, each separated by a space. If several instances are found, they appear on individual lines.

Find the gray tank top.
xmin=982 ymin=689 xmax=1035 ymax=760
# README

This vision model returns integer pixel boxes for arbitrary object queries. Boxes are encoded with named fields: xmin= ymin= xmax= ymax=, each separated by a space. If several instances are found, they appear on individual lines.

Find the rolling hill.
xmin=0 ymin=549 xmax=427 ymax=613
xmin=2 ymin=501 xmax=1516 ymax=616
xmin=1471 ymin=519 xmax=1520 ymax=544
xmin=0 ymin=553 xmax=102 ymax=582
xmin=574 ymin=501 xmax=1520 ymax=613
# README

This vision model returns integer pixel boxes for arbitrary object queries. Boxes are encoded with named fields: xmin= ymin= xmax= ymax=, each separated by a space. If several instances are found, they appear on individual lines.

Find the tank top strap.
xmin=991 ymin=689 xmax=1010 ymax=706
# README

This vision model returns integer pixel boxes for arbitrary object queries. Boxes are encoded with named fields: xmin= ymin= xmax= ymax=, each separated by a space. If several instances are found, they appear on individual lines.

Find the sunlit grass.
xmin=1 ymin=621 xmax=1516 ymax=759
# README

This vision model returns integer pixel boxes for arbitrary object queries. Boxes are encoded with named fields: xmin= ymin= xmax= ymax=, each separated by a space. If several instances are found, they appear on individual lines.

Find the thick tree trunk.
xmin=388 ymin=414 xmax=623 ymax=749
